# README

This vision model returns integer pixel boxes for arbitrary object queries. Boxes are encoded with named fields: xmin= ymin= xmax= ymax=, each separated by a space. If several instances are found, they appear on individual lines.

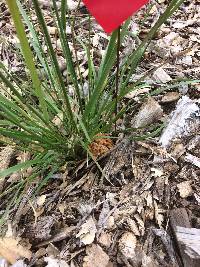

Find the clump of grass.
xmin=0 ymin=0 xmax=185 ymax=218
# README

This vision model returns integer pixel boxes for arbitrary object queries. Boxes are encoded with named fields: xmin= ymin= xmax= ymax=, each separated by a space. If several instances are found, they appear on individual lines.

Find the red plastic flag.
xmin=83 ymin=0 xmax=149 ymax=33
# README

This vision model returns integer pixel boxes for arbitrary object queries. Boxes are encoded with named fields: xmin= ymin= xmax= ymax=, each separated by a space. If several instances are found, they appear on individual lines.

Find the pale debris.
xmin=152 ymin=67 xmax=172 ymax=83
xmin=177 ymin=181 xmax=193 ymax=198
xmin=44 ymin=256 xmax=69 ymax=267
xmin=160 ymin=96 xmax=200 ymax=148
xmin=76 ymin=216 xmax=97 ymax=245
xmin=154 ymin=201 xmax=164 ymax=228
xmin=151 ymin=167 xmax=164 ymax=178
xmin=118 ymin=232 xmax=137 ymax=259
xmin=0 ymin=260 xmax=28 ymax=267
xmin=0 ymin=258 xmax=8 ymax=267
xmin=36 ymin=195 xmax=47 ymax=206
xmin=11 ymin=260 xmax=27 ymax=267
xmin=142 ymin=255 xmax=159 ymax=267
xmin=38 ymin=0 xmax=81 ymax=10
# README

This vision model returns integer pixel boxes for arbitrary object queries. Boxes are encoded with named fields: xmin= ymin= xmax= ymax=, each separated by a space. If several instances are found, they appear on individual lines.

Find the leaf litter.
xmin=0 ymin=0 xmax=200 ymax=266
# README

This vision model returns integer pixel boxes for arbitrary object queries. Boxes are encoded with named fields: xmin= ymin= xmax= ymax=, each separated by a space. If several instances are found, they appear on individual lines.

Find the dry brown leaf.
xmin=132 ymin=97 xmax=163 ymax=128
xmin=161 ymin=92 xmax=180 ymax=103
xmin=105 ymin=216 xmax=115 ymax=230
xmin=47 ymin=26 xmax=57 ymax=35
xmin=83 ymin=244 xmax=109 ymax=267
xmin=0 ymin=237 xmax=32 ymax=264
xmin=134 ymin=214 xmax=145 ymax=236
xmin=125 ymin=87 xmax=150 ymax=99
xmin=171 ymin=143 xmax=186 ymax=159
xmin=0 ymin=146 xmax=15 ymax=191
xmin=76 ymin=216 xmax=97 ymax=245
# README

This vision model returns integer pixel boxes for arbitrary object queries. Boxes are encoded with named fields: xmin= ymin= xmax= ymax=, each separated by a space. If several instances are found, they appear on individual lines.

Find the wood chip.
xmin=185 ymin=154 xmax=200 ymax=168
xmin=83 ymin=244 xmax=109 ymax=267
xmin=170 ymin=209 xmax=200 ymax=266
xmin=132 ymin=97 xmax=163 ymax=128
xmin=176 ymin=227 xmax=200 ymax=258
xmin=161 ymin=92 xmax=180 ymax=103
xmin=160 ymin=96 xmax=200 ymax=148
xmin=152 ymin=67 xmax=172 ymax=83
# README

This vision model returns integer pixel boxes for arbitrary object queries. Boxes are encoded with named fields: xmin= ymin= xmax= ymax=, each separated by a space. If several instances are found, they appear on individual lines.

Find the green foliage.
xmin=0 ymin=0 xmax=185 ymax=187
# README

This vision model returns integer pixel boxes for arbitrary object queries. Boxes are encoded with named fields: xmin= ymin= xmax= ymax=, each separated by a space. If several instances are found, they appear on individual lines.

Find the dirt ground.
xmin=0 ymin=0 xmax=200 ymax=266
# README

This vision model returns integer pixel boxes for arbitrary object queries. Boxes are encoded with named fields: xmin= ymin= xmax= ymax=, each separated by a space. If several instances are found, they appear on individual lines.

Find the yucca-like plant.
xmin=0 ymin=0 xmax=186 ymax=206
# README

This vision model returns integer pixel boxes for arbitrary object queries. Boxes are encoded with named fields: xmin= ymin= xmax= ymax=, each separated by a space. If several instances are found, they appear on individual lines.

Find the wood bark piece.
xmin=160 ymin=96 xmax=200 ymax=148
xmin=170 ymin=208 xmax=200 ymax=267
xmin=185 ymin=153 xmax=200 ymax=168
xmin=176 ymin=227 xmax=200 ymax=258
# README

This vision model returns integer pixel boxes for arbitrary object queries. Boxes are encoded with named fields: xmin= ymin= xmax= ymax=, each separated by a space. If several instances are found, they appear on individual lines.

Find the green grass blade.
xmin=6 ymin=0 xmax=48 ymax=120
xmin=83 ymin=20 xmax=130 ymax=121
xmin=52 ymin=0 xmax=83 ymax=114
xmin=0 ymin=158 xmax=41 ymax=178
xmin=32 ymin=0 xmax=78 ymax=132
